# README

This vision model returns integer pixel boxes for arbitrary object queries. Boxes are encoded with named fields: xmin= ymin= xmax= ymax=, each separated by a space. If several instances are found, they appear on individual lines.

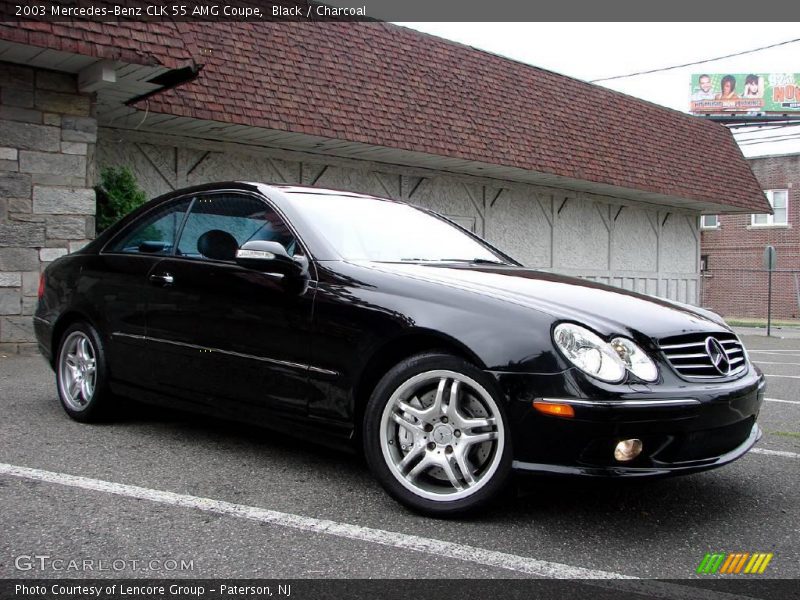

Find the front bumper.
xmin=491 ymin=365 xmax=766 ymax=477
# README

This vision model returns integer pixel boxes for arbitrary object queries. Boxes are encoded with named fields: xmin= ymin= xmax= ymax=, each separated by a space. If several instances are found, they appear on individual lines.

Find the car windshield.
xmin=286 ymin=192 xmax=509 ymax=263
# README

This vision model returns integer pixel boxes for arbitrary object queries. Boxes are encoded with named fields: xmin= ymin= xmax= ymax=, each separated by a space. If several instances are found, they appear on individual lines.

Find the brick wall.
xmin=700 ymin=154 xmax=800 ymax=319
xmin=0 ymin=62 xmax=96 ymax=354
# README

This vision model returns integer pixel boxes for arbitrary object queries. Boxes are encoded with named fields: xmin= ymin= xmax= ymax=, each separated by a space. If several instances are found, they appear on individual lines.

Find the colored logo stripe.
xmin=745 ymin=553 xmax=773 ymax=574
xmin=720 ymin=553 xmax=748 ymax=574
xmin=697 ymin=552 xmax=773 ymax=574
xmin=697 ymin=553 xmax=726 ymax=574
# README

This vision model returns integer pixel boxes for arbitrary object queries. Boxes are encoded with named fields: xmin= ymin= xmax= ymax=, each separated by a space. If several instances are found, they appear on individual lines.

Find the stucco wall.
xmin=97 ymin=130 xmax=700 ymax=305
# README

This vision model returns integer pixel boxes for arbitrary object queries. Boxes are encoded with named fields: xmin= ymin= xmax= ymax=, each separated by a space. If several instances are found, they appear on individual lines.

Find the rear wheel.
xmin=56 ymin=322 xmax=113 ymax=422
xmin=364 ymin=352 xmax=512 ymax=516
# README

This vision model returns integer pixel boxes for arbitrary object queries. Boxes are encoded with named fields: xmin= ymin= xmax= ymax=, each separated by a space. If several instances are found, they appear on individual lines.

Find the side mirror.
xmin=235 ymin=241 xmax=306 ymax=277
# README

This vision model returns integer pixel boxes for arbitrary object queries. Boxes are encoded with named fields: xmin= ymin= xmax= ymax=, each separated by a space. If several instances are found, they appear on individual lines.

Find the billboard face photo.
xmin=689 ymin=73 xmax=800 ymax=114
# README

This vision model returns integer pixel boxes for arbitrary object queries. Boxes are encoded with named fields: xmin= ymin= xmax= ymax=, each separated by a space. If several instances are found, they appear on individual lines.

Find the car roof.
xmin=150 ymin=181 xmax=401 ymax=205
xmin=258 ymin=183 xmax=398 ymax=203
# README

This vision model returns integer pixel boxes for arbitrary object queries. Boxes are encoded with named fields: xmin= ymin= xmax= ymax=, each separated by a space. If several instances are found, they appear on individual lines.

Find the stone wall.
xmin=98 ymin=131 xmax=701 ymax=304
xmin=0 ymin=62 xmax=96 ymax=354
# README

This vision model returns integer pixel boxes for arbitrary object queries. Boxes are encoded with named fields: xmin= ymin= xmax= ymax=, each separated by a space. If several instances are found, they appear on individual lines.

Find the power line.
xmin=733 ymin=125 xmax=790 ymax=135
xmin=590 ymin=37 xmax=800 ymax=83
xmin=734 ymin=122 xmax=800 ymax=138
xmin=739 ymin=135 xmax=800 ymax=146
xmin=730 ymin=121 xmax=800 ymax=131
xmin=738 ymin=131 xmax=800 ymax=142
xmin=738 ymin=133 xmax=800 ymax=146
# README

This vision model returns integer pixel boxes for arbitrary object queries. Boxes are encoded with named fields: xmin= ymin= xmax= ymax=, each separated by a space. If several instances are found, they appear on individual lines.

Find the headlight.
xmin=610 ymin=337 xmax=658 ymax=382
xmin=553 ymin=323 xmax=626 ymax=383
xmin=553 ymin=324 xmax=659 ymax=383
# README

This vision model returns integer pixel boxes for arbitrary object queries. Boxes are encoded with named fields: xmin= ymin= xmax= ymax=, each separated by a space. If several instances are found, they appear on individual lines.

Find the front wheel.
xmin=363 ymin=353 xmax=512 ymax=516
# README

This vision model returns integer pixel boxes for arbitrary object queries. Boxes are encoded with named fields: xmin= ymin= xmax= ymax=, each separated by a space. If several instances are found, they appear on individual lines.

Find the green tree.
xmin=95 ymin=166 xmax=147 ymax=233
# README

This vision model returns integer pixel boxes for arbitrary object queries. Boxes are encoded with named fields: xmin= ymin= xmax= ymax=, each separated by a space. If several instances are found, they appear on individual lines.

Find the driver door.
xmin=145 ymin=191 xmax=316 ymax=421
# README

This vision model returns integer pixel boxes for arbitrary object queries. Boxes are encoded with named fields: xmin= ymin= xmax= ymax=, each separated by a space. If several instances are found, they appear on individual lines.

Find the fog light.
xmin=614 ymin=439 xmax=643 ymax=462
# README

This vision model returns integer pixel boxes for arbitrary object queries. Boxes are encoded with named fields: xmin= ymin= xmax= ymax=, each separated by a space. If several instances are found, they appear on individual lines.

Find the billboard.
xmin=689 ymin=73 xmax=800 ymax=114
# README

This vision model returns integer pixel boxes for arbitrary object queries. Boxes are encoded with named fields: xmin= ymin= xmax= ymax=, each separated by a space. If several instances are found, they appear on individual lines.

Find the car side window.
xmin=176 ymin=194 xmax=299 ymax=262
xmin=106 ymin=198 xmax=191 ymax=255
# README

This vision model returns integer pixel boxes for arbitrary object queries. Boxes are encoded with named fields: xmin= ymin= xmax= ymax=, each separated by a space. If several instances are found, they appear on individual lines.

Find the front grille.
xmin=659 ymin=332 xmax=747 ymax=380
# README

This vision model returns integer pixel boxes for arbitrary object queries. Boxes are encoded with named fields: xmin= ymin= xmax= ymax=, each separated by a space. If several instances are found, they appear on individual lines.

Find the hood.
xmin=360 ymin=262 xmax=729 ymax=342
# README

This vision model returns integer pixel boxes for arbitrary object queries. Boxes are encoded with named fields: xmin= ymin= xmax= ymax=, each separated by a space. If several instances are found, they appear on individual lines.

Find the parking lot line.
xmin=765 ymin=397 xmax=800 ymax=405
xmin=748 ymin=349 xmax=800 ymax=352
xmin=0 ymin=462 xmax=770 ymax=600
xmin=763 ymin=374 xmax=800 ymax=380
xmin=751 ymin=448 xmax=800 ymax=459
xmin=0 ymin=461 xmax=631 ymax=579
xmin=753 ymin=361 xmax=800 ymax=366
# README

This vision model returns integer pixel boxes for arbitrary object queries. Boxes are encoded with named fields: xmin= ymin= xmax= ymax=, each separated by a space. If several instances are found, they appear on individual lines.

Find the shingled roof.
xmin=138 ymin=22 xmax=768 ymax=212
xmin=0 ymin=20 xmax=196 ymax=70
xmin=0 ymin=19 xmax=769 ymax=213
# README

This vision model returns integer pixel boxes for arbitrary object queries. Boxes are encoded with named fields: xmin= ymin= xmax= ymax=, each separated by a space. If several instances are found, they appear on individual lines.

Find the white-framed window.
xmin=752 ymin=190 xmax=788 ymax=226
xmin=700 ymin=214 xmax=719 ymax=229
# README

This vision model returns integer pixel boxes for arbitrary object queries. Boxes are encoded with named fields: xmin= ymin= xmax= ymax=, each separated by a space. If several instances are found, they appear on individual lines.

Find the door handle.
xmin=149 ymin=273 xmax=174 ymax=285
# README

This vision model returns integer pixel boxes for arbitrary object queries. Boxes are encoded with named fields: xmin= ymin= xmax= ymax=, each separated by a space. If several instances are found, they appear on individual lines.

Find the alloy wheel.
xmin=379 ymin=369 xmax=505 ymax=502
xmin=58 ymin=331 xmax=98 ymax=411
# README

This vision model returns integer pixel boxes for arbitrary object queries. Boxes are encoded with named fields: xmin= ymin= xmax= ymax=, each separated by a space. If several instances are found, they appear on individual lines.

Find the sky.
xmin=395 ymin=22 xmax=800 ymax=158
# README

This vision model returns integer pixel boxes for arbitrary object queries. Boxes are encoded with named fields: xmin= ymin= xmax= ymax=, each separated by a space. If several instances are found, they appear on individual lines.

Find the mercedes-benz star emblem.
xmin=432 ymin=425 xmax=453 ymax=445
xmin=705 ymin=337 xmax=731 ymax=375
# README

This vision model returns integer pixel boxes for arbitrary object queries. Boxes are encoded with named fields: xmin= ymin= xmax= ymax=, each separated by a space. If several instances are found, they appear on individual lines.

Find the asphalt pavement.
xmin=0 ymin=332 xmax=797 ymax=586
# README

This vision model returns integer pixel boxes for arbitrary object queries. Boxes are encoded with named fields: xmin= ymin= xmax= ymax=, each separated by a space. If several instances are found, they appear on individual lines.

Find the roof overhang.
xmin=0 ymin=37 xmax=754 ymax=215
xmin=0 ymin=39 xmax=196 ymax=122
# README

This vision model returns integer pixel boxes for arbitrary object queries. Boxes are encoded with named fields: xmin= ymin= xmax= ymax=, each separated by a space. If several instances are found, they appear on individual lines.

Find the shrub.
xmin=95 ymin=166 xmax=147 ymax=233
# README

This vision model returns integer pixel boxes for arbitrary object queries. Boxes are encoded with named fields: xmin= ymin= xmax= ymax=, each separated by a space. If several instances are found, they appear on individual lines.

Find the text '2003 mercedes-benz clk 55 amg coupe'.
xmin=34 ymin=182 xmax=765 ymax=516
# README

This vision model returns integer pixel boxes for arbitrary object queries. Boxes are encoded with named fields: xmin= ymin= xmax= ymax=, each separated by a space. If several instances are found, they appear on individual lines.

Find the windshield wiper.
xmin=438 ymin=258 xmax=510 ymax=265
xmin=393 ymin=258 xmax=511 ymax=265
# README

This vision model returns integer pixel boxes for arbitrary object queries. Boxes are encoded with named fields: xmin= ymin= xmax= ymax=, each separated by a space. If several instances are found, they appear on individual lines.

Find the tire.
xmin=363 ymin=352 xmax=513 ymax=516
xmin=55 ymin=321 xmax=113 ymax=423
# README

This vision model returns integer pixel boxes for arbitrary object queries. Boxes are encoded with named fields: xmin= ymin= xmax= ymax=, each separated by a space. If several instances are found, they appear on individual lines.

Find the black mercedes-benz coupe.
xmin=34 ymin=182 xmax=765 ymax=515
